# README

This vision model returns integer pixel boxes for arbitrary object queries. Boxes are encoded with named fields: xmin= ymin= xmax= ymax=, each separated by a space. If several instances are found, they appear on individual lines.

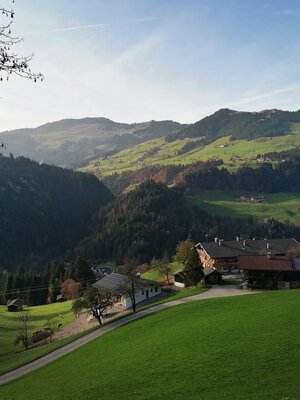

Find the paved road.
xmin=0 ymin=286 xmax=256 ymax=385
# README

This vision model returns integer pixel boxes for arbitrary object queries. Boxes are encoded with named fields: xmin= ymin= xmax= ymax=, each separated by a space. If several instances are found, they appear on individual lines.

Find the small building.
xmin=239 ymin=254 xmax=300 ymax=289
xmin=198 ymin=238 xmax=300 ymax=272
xmin=7 ymin=299 xmax=23 ymax=312
xmin=94 ymin=272 xmax=162 ymax=309
xmin=202 ymin=268 xmax=222 ymax=285
xmin=56 ymin=294 xmax=67 ymax=302
xmin=173 ymin=271 xmax=185 ymax=288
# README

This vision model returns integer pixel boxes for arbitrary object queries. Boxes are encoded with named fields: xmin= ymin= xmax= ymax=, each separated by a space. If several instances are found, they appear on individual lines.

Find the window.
xmin=142 ymin=291 xmax=144 ymax=295
xmin=155 ymin=287 xmax=158 ymax=292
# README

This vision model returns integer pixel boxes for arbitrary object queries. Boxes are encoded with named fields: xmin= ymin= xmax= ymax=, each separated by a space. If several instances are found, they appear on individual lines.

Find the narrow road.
xmin=0 ymin=286 xmax=256 ymax=385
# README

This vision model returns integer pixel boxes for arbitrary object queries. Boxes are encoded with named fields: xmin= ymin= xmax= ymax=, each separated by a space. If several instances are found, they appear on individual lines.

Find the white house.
xmin=94 ymin=272 xmax=162 ymax=309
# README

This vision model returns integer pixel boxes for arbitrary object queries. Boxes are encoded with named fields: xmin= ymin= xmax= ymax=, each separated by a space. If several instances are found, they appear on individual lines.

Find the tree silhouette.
xmin=0 ymin=1 xmax=43 ymax=82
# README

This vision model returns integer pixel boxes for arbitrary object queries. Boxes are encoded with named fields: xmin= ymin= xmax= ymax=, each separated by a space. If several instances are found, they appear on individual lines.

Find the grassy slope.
xmin=142 ymin=261 xmax=182 ymax=281
xmin=82 ymin=123 xmax=300 ymax=176
xmin=0 ymin=301 xmax=74 ymax=355
xmin=188 ymin=190 xmax=300 ymax=225
xmin=1 ymin=290 xmax=299 ymax=400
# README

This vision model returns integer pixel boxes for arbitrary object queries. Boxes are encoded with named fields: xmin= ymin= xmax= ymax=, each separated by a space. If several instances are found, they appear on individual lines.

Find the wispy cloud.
xmin=274 ymin=8 xmax=300 ymax=16
xmin=230 ymin=84 xmax=300 ymax=108
xmin=25 ymin=17 xmax=165 ymax=35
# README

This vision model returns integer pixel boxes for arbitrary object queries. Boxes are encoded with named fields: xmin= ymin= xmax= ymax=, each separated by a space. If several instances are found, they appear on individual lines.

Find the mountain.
xmin=0 ymin=154 xmax=113 ymax=269
xmin=0 ymin=118 xmax=185 ymax=168
xmin=167 ymin=108 xmax=300 ymax=141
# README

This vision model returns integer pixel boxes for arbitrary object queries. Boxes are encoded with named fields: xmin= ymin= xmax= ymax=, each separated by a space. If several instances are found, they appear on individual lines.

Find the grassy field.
xmin=1 ymin=290 xmax=299 ymax=400
xmin=188 ymin=190 xmax=300 ymax=225
xmin=0 ymin=301 xmax=74 ymax=355
xmin=142 ymin=261 xmax=182 ymax=281
xmin=82 ymin=124 xmax=300 ymax=176
xmin=0 ymin=327 xmax=99 ymax=376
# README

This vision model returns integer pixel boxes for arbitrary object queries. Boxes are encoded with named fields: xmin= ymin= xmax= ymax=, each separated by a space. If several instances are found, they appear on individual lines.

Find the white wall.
xmin=122 ymin=285 xmax=161 ymax=309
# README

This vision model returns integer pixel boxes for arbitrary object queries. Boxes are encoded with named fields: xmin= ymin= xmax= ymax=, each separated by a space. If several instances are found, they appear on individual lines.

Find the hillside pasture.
xmin=187 ymin=190 xmax=300 ymax=225
xmin=0 ymin=301 xmax=74 ymax=355
xmin=1 ymin=290 xmax=299 ymax=399
xmin=82 ymin=123 xmax=300 ymax=176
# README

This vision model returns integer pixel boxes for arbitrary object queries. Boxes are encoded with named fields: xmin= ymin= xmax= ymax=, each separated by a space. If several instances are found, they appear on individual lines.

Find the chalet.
xmin=94 ymin=273 xmax=162 ymax=309
xmin=239 ymin=255 xmax=300 ymax=290
xmin=7 ymin=298 xmax=23 ymax=312
xmin=198 ymin=238 xmax=300 ymax=272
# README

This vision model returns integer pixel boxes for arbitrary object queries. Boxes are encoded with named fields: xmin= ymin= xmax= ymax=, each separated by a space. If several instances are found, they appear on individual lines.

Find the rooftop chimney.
xmin=267 ymin=243 xmax=270 ymax=250
xmin=267 ymin=252 xmax=272 ymax=260
xmin=218 ymin=239 xmax=224 ymax=246
xmin=243 ymin=240 xmax=246 ymax=247
xmin=236 ymin=237 xmax=239 ymax=242
xmin=215 ymin=237 xmax=218 ymax=243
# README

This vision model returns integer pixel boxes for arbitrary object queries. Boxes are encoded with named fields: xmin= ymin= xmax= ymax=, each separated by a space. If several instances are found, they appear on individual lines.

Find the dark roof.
xmin=7 ymin=299 xmax=23 ymax=307
xmin=94 ymin=272 xmax=161 ymax=291
xmin=239 ymin=255 xmax=292 ymax=271
xmin=200 ymin=238 xmax=299 ymax=259
xmin=203 ymin=268 xmax=221 ymax=276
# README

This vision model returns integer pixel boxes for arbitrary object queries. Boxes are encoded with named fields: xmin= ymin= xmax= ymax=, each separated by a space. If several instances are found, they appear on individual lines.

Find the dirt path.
xmin=0 ymin=286 xmax=257 ymax=385
xmin=53 ymin=312 xmax=98 ymax=341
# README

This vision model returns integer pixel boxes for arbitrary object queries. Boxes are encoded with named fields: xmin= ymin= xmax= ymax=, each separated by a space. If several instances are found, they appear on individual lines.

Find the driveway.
xmin=0 ymin=286 xmax=256 ymax=385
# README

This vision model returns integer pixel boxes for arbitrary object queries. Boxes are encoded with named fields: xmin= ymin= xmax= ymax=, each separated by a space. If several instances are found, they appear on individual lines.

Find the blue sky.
xmin=1 ymin=0 xmax=300 ymax=130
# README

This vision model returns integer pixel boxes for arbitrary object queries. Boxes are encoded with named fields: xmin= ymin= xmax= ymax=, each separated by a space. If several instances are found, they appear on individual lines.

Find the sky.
xmin=1 ymin=0 xmax=300 ymax=130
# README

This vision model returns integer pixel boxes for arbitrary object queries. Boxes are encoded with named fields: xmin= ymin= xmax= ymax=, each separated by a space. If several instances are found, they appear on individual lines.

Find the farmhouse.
xmin=7 ymin=298 xmax=23 ymax=312
xmin=94 ymin=272 xmax=162 ymax=309
xmin=198 ymin=238 xmax=300 ymax=272
xmin=239 ymin=255 xmax=300 ymax=290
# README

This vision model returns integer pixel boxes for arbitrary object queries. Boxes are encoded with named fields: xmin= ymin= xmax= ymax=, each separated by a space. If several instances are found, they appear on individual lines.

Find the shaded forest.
xmin=0 ymin=155 xmax=113 ymax=269
xmin=76 ymin=181 xmax=300 ymax=265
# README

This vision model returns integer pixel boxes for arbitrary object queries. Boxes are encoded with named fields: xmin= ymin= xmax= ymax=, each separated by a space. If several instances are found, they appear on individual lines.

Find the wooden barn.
xmin=239 ymin=255 xmax=300 ymax=290
xmin=7 ymin=298 xmax=23 ymax=312
xmin=202 ymin=268 xmax=222 ymax=285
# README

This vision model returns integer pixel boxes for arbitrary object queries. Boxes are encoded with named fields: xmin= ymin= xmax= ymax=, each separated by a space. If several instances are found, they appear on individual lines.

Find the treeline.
xmin=102 ymin=161 xmax=223 ymax=195
xmin=257 ymin=148 xmax=300 ymax=163
xmin=175 ymin=161 xmax=300 ymax=193
xmin=0 ymin=257 xmax=94 ymax=306
xmin=0 ymin=154 xmax=113 ymax=269
xmin=167 ymin=108 xmax=300 ymax=142
xmin=76 ymin=181 xmax=300 ymax=265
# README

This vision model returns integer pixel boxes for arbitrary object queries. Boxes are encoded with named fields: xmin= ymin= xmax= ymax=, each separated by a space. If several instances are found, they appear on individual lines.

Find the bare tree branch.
xmin=0 ymin=2 xmax=43 ymax=82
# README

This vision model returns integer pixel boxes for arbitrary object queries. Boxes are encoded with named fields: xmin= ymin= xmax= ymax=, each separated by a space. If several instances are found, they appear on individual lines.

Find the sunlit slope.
xmin=82 ymin=123 xmax=300 ymax=176
xmin=1 ymin=291 xmax=300 ymax=400
xmin=187 ymin=191 xmax=300 ymax=225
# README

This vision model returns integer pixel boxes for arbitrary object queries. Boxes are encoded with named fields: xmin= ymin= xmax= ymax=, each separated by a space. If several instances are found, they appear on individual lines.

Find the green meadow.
xmin=142 ymin=261 xmax=182 ymax=281
xmin=0 ymin=301 xmax=74 ymax=355
xmin=188 ymin=190 xmax=300 ymax=225
xmin=82 ymin=124 xmax=300 ymax=176
xmin=1 ymin=290 xmax=299 ymax=400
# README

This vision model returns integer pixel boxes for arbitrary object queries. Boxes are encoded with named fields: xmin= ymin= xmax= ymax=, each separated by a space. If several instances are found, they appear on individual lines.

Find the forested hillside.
xmin=168 ymin=108 xmax=300 ymax=141
xmin=76 ymin=181 xmax=300 ymax=264
xmin=0 ymin=155 xmax=113 ymax=269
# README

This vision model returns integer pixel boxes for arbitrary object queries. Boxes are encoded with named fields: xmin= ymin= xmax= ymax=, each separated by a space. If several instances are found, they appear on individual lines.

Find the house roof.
xmin=200 ymin=238 xmax=299 ymax=259
xmin=203 ymin=268 xmax=221 ymax=276
xmin=94 ymin=272 xmax=161 ymax=291
xmin=7 ymin=299 xmax=23 ymax=307
xmin=239 ymin=255 xmax=293 ymax=271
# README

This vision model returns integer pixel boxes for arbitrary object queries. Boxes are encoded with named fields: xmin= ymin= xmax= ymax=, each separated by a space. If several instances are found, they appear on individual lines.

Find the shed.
xmin=203 ymin=268 xmax=222 ymax=285
xmin=7 ymin=299 xmax=23 ymax=312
